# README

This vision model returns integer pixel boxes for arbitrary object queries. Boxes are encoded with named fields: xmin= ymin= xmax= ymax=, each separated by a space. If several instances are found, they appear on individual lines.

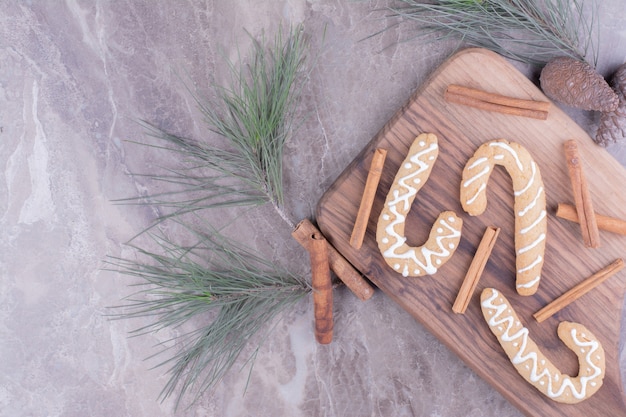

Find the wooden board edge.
xmin=315 ymin=47 xmax=626 ymax=416
xmin=315 ymin=47 xmax=494 ymax=220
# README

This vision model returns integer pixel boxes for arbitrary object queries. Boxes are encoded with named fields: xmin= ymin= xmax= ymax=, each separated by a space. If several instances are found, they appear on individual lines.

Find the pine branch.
xmin=110 ymin=25 xmax=312 ymax=408
xmin=118 ymin=25 xmax=308 ymax=231
xmin=108 ymin=223 xmax=310 ymax=408
xmin=379 ymin=0 xmax=598 ymax=67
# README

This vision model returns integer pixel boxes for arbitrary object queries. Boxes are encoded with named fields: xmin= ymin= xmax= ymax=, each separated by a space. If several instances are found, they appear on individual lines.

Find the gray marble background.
xmin=2 ymin=1 xmax=626 ymax=416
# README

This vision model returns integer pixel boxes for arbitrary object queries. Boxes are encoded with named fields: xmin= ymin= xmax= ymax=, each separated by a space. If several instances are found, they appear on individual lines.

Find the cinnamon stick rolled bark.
xmin=452 ymin=226 xmax=500 ymax=314
xmin=309 ymin=232 xmax=333 ymax=344
xmin=350 ymin=148 xmax=387 ymax=249
xmin=564 ymin=140 xmax=601 ymax=248
xmin=556 ymin=203 xmax=626 ymax=236
xmin=292 ymin=218 xmax=374 ymax=301
xmin=444 ymin=84 xmax=550 ymax=120
xmin=534 ymin=258 xmax=624 ymax=323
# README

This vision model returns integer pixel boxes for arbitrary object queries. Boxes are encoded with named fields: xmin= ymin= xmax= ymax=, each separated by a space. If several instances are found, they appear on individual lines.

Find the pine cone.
xmin=540 ymin=57 xmax=619 ymax=112
xmin=595 ymin=63 xmax=626 ymax=147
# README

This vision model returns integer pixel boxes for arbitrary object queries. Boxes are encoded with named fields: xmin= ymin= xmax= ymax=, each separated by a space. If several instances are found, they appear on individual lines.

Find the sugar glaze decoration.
xmin=461 ymin=139 xmax=547 ymax=295
xmin=481 ymin=288 xmax=605 ymax=404
xmin=376 ymin=133 xmax=462 ymax=277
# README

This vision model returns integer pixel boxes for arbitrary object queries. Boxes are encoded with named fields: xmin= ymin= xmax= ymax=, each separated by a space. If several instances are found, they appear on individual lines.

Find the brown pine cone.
xmin=595 ymin=63 xmax=626 ymax=147
xmin=540 ymin=57 xmax=619 ymax=112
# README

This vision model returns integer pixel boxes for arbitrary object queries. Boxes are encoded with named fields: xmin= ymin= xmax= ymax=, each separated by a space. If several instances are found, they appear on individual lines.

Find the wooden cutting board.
xmin=316 ymin=48 xmax=626 ymax=417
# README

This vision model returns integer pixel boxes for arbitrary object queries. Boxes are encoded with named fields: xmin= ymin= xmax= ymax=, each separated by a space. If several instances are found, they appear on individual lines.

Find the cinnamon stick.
xmin=533 ymin=258 xmax=624 ymax=323
xmin=292 ymin=218 xmax=375 ymax=301
xmin=564 ymin=140 xmax=601 ymax=248
xmin=444 ymin=84 xmax=550 ymax=120
xmin=556 ymin=203 xmax=626 ymax=236
xmin=350 ymin=148 xmax=387 ymax=250
xmin=309 ymin=232 xmax=333 ymax=344
xmin=452 ymin=226 xmax=500 ymax=314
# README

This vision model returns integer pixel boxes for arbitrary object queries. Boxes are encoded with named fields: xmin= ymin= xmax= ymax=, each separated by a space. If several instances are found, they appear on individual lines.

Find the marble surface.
xmin=1 ymin=1 xmax=626 ymax=416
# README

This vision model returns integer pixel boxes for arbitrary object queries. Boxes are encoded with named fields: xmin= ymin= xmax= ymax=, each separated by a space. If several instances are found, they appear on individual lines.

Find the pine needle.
xmin=108 ymin=223 xmax=310 ymax=409
xmin=379 ymin=0 xmax=598 ymax=67
xmin=118 ymin=25 xmax=308 ymax=230
xmin=110 ymin=25 xmax=312 ymax=409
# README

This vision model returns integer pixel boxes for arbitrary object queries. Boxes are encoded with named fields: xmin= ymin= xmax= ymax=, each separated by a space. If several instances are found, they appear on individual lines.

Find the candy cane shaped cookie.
xmin=481 ymin=288 xmax=605 ymax=404
xmin=461 ymin=139 xmax=546 ymax=295
xmin=376 ymin=133 xmax=462 ymax=277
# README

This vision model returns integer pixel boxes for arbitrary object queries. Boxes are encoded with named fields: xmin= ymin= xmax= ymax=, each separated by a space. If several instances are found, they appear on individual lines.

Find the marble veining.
xmin=1 ymin=1 xmax=625 ymax=416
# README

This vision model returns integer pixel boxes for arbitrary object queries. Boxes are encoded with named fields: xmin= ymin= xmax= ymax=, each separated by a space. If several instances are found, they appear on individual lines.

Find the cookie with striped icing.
xmin=481 ymin=288 xmax=605 ymax=404
xmin=461 ymin=139 xmax=546 ymax=295
xmin=376 ymin=133 xmax=462 ymax=277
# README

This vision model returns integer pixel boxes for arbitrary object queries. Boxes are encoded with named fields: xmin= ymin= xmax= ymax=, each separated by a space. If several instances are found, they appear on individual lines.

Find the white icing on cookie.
xmin=382 ymin=216 xmax=461 ymax=276
xmin=518 ymin=187 xmax=544 ymax=217
xmin=460 ymin=139 xmax=546 ymax=295
xmin=518 ymin=233 xmax=545 ymax=254
xmin=515 ymin=161 xmax=537 ymax=197
xmin=516 ymin=276 xmax=540 ymax=290
xmin=463 ymin=165 xmax=490 ymax=188
xmin=517 ymin=255 xmax=542 ymax=273
xmin=481 ymin=288 xmax=605 ymax=403
xmin=520 ymin=210 xmax=546 ymax=234
xmin=376 ymin=133 xmax=462 ymax=277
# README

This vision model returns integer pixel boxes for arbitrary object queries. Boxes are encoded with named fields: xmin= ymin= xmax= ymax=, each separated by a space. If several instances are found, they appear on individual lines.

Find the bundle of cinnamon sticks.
xmin=292 ymin=218 xmax=375 ymax=344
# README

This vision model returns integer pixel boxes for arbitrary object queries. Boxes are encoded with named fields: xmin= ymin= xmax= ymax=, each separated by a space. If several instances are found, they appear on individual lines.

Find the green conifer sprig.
xmin=380 ymin=0 xmax=598 ymax=67
xmin=111 ymin=25 xmax=311 ymax=409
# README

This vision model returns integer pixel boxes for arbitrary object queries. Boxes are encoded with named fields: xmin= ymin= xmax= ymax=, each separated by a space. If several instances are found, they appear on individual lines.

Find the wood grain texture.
xmin=316 ymin=48 xmax=626 ymax=417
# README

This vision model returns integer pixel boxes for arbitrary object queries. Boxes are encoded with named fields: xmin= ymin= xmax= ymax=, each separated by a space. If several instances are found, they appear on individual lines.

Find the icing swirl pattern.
xmin=376 ymin=133 xmax=462 ymax=277
xmin=461 ymin=139 xmax=546 ymax=295
xmin=481 ymin=288 xmax=605 ymax=404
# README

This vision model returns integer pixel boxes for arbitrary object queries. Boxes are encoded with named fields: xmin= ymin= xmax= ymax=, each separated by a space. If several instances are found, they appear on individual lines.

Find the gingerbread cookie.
xmin=481 ymin=288 xmax=605 ymax=404
xmin=376 ymin=133 xmax=462 ymax=277
xmin=461 ymin=139 xmax=546 ymax=295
